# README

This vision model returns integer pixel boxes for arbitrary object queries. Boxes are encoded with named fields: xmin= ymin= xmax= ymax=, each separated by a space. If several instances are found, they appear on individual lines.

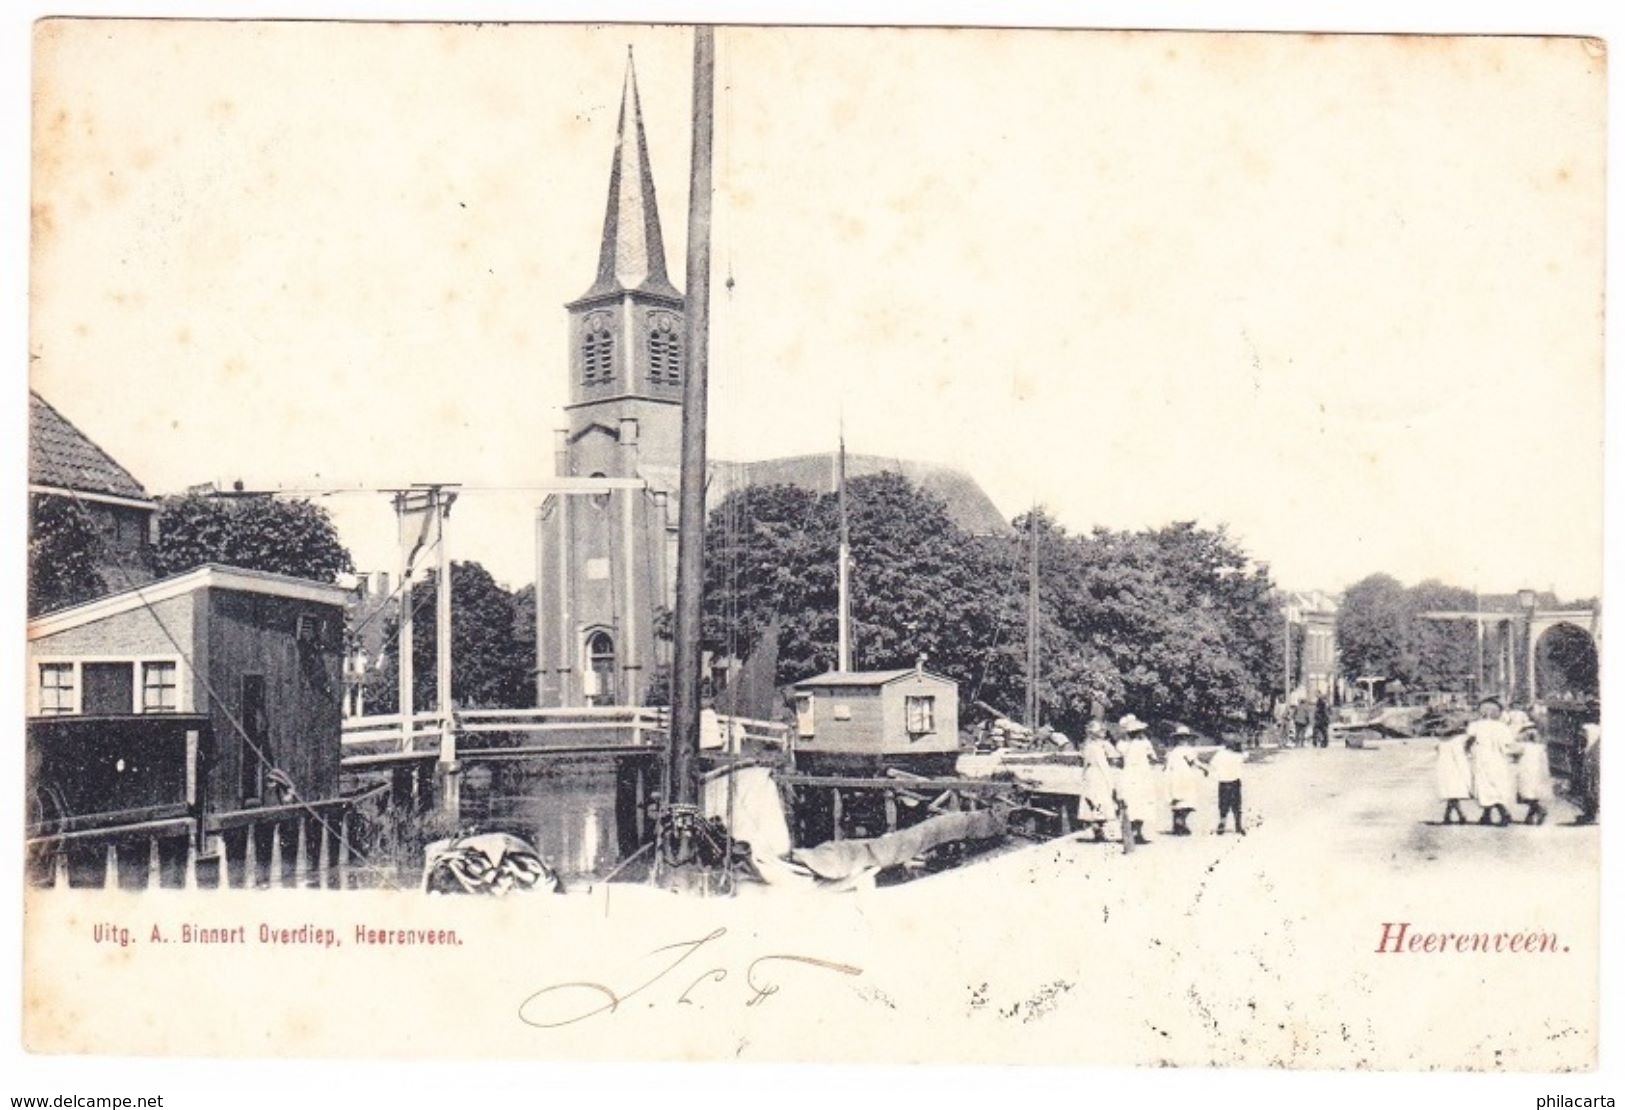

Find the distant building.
xmin=28 ymin=390 xmax=159 ymax=602
xmin=534 ymin=57 xmax=1007 ymax=709
xmin=1286 ymin=588 xmax=1340 ymax=702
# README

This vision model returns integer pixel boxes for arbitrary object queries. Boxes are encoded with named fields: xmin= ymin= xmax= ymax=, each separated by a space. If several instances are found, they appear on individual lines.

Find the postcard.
xmin=20 ymin=19 xmax=1605 ymax=1069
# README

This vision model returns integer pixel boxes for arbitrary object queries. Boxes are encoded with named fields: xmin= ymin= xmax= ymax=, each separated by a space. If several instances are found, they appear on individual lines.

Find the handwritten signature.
xmin=517 ymin=927 xmax=862 ymax=1028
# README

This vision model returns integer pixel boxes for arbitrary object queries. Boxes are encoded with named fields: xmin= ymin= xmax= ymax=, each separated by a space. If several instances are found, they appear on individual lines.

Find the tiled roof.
xmin=29 ymin=391 xmax=152 ymax=502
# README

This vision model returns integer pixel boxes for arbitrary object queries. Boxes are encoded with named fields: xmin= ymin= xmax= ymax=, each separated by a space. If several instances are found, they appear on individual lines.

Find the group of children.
xmin=1435 ymin=695 xmax=1555 ymax=826
xmin=1061 ymin=714 xmax=1249 ymax=845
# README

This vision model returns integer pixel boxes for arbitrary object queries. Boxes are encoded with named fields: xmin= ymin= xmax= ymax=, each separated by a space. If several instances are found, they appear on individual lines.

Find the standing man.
xmin=1211 ymin=737 xmax=1247 ymax=835
xmin=1313 ymin=696 xmax=1332 ymax=748
xmin=1465 ymin=695 xmax=1516 ymax=827
xmin=1293 ymin=698 xmax=1312 ymax=748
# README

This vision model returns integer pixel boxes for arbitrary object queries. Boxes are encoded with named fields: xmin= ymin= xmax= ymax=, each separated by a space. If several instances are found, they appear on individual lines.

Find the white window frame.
xmin=141 ymin=660 xmax=180 ymax=713
xmin=29 ymin=654 xmax=189 ymax=717
xmin=795 ymin=694 xmax=815 ymax=738
xmin=905 ymin=694 xmax=937 ymax=736
xmin=37 ymin=663 xmax=77 ymax=716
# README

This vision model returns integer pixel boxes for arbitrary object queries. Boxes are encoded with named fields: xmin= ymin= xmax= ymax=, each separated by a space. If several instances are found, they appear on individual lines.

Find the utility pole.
xmin=434 ymin=488 xmax=457 ymax=765
xmin=837 ymin=421 xmax=852 ymax=672
xmin=667 ymin=24 xmax=715 ymax=809
xmin=1025 ymin=506 xmax=1040 ymax=731
xmin=1283 ymin=601 xmax=1293 ymax=706
xmin=395 ymin=492 xmax=415 ymax=747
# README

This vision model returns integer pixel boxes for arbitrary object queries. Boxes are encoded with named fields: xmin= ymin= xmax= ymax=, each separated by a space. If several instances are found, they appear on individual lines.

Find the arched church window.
xmin=585 ymin=631 xmax=617 ymax=707
xmin=583 ymin=315 xmax=615 ymax=386
xmin=647 ymin=312 xmax=683 ymax=387
xmin=589 ymin=471 xmax=610 ymax=510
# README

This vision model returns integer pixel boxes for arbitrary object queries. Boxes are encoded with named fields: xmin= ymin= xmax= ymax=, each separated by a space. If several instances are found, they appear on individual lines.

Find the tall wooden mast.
xmin=667 ymin=26 xmax=715 ymax=807
xmin=837 ymin=421 xmax=852 ymax=672
xmin=1025 ymin=506 xmax=1040 ymax=730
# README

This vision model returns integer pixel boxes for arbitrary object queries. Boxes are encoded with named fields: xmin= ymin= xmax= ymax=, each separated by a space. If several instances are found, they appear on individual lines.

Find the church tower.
xmin=536 ymin=53 xmax=682 ymax=709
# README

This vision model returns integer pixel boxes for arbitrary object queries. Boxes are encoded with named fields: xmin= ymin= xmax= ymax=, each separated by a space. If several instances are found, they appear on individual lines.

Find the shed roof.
xmin=28 ymin=563 xmax=353 ymax=640
xmin=795 ymin=668 xmax=957 ymax=690
xmin=29 ymin=391 xmax=153 ymax=503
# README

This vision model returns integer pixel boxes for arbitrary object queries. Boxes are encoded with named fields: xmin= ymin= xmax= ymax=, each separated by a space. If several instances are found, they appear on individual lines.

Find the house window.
xmin=648 ymin=313 xmax=683 ymax=387
xmin=584 ymin=632 xmax=617 ymax=707
xmin=905 ymin=695 xmax=936 ymax=735
xmin=39 ymin=664 xmax=75 ymax=715
xmin=583 ymin=317 xmax=615 ymax=386
xmin=795 ymin=694 xmax=815 ymax=738
xmin=142 ymin=661 xmax=179 ymax=713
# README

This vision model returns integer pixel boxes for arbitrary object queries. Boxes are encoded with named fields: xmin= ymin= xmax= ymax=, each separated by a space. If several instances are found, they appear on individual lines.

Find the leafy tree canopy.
xmin=155 ymin=493 xmax=353 ymax=583
xmin=702 ymin=474 xmax=1283 ymax=734
xmin=364 ymin=561 xmax=532 ymax=714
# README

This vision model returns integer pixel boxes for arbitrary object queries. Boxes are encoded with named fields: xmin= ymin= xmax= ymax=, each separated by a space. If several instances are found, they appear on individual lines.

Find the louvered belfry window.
xmin=648 ymin=312 xmax=683 ymax=387
xmin=582 ymin=315 xmax=615 ymax=385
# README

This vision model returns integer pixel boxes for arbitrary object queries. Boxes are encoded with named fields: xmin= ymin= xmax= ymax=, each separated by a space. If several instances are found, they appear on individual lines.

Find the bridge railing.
xmin=340 ymin=706 xmax=790 ymax=758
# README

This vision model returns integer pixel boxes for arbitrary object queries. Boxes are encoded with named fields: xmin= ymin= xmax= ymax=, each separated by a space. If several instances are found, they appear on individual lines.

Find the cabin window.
xmin=583 ymin=319 xmax=615 ymax=386
xmin=795 ymin=694 xmax=815 ymax=737
xmin=647 ymin=313 xmax=683 ymax=387
xmin=38 ymin=663 xmax=76 ymax=715
xmin=82 ymin=662 xmax=135 ymax=715
xmin=584 ymin=632 xmax=617 ymax=707
xmin=141 ymin=661 xmax=179 ymax=713
xmin=905 ymin=695 xmax=936 ymax=736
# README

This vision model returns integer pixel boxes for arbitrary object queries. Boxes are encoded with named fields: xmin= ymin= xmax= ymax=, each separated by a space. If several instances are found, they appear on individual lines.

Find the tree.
xmin=154 ymin=493 xmax=353 ymax=583
xmin=1336 ymin=574 xmax=1482 ymax=695
xmin=702 ymin=474 xmax=1011 ymax=697
xmin=1336 ymin=574 xmax=1413 ymax=688
xmin=701 ymin=476 xmax=1283 ymax=735
xmin=364 ymin=561 xmax=531 ymax=714
xmin=27 ymin=494 xmax=106 ymax=615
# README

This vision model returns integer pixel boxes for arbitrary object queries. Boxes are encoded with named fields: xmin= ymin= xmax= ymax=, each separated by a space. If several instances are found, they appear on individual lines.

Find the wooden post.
xmin=317 ymin=821 xmax=331 ymax=890
xmin=294 ymin=817 xmax=310 ymax=888
xmin=147 ymin=835 xmax=162 ymax=891
xmin=635 ymin=762 xmax=648 ymax=843
xmin=831 ymin=788 xmax=843 ymax=842
xmin=396 ymin=493 xmax=416 ymax=753
xmin=244 ymin=826 xmax=259 ymax=889
xmin=185 ymin=837 xmax=200 ymax=891
xmin=268 ymin=822 xmax=284 ymax=889
xmin=103 ymin=842 xmax=119 ymax=890
xmin=435 ymin=488 xmax=457 ymax=771
xmin=667 ymin=25 xmax=716 ymax=808
xmin=52 ymin=850 xmax=69 ymax=891
xmin=884 ymin=790 xmax=898 ymax=833
xmin=336 ymin=814 xmax=351 ymax=891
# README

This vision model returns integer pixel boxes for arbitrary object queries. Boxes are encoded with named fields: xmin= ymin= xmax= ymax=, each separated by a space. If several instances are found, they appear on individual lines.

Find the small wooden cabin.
xmin=26 ymin=564 xmax=352 ymax=823
xmin=791 ymin=665 xmax=960 ymax=774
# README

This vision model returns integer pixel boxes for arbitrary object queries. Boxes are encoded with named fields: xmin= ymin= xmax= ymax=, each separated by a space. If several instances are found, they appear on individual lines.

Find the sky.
xmin=27 ymin=22 xmax=1607 ymax=598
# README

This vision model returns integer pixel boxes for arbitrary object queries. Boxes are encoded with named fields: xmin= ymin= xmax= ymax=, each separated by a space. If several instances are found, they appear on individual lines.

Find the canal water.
xmin=458 ymin=755 xmax=654 ymax=882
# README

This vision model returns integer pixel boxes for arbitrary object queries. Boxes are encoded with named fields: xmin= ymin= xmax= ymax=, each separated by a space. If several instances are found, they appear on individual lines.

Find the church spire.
xmin=580 ymin=48 xmax=681 ymax=301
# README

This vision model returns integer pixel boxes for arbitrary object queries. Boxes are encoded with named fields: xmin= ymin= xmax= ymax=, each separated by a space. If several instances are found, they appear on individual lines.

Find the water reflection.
xmin=459 ymin=756 xmax=648 ymax=881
